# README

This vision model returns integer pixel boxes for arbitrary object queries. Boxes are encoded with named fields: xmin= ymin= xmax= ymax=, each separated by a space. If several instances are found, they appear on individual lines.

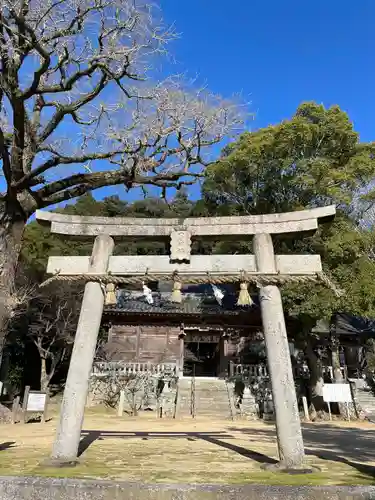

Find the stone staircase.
xmin=175 ymin=376 xmax=375 ymax=421
xmin=350 ymin=379 xmax=375 ymax=419
xmin=176 ymin=377 xmax=234 ymax=419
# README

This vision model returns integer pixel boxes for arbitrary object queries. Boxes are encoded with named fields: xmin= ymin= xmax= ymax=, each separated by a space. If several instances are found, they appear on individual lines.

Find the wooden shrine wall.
xmin=106 ymin=325 xmax=180 ymax=364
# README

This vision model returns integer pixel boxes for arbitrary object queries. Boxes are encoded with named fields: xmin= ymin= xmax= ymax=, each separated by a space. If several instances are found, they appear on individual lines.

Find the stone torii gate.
xmin=36 ymin=205 xmax=336 ymax=469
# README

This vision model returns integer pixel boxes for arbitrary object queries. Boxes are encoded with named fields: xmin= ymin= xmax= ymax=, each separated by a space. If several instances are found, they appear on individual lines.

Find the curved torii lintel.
xmin=35 ymin=205 xmax=336 ymax=237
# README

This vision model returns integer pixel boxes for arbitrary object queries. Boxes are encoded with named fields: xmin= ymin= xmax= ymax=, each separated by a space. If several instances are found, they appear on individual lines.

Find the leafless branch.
xmin=19 ymin=281 xmax=82 ymax=388
xmin=0 ymin=0 xmax=246 ymax=215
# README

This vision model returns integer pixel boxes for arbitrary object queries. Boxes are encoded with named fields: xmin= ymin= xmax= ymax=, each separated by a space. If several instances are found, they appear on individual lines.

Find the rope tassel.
xmin=105 ymin=283 xmax=117 ymax=306
xmin=237 ymin=282 xmax=253 ymax=306
xmin=171 ymin=277 xmax=182 ymax=303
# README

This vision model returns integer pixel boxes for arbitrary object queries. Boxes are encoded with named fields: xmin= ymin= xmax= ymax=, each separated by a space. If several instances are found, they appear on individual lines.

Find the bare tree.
xmin=0 ymin=0 xmax=244 ymax=344
xmin=118 ymin=372 xmax=152 ymax=416
xmin=27 ymin=283 xmax=81 ymax=391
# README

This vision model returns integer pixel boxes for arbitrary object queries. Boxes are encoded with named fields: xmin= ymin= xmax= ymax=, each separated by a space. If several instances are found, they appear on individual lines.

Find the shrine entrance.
xmin=184 ymin=344 xmax=219 ymax=378
xmin=183 ymin=330 xmax=226 ymax=377
xmin=37 ymin=205 xmax=336 ymax=470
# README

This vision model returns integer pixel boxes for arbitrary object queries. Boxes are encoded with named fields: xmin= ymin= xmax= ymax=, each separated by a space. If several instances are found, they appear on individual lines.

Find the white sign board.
xmin=322 ymin=383 xmax=352 ymax=403
xmin=26 ymin=392 xmax=47 ymax=412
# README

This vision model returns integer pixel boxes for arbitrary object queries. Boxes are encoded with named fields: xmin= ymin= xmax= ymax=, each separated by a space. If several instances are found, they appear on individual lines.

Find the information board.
xmin=322 ymin=383 xmax=352 ymax=403
xmin=26 ymin=392 xmax=47 ymax=412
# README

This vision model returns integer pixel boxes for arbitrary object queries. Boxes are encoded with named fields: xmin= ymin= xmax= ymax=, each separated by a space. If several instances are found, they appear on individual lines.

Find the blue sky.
xmin=100 ymin=0 xmax=375 ymax=203
xmin=3 ymin=1 xmax=375 ymax=208
xmin=159 ymin=0 xmax=373 ymax=141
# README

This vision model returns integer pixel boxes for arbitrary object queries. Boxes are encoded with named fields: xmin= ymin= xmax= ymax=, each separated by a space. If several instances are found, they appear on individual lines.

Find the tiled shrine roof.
xmin=105 ymin=283 xmax=259 ymax=317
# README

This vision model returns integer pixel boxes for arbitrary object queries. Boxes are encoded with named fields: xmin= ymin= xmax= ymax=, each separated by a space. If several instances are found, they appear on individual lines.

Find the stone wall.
xmin=0 ymin=477 xmax=374 ymax=500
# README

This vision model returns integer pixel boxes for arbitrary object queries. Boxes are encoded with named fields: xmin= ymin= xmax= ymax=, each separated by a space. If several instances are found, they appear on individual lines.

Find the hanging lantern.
xmin=105 ymin=283 xmax=117 ymax=306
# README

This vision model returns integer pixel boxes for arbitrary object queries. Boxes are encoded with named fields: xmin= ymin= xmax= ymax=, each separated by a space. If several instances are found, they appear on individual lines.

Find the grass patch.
xmin=0 ymin=445 xmax=373 ymax=486
xmin=0 ymin=414 xmax=374 ymax=486
xmin=17 ymin=465 xmax=375 ymax=486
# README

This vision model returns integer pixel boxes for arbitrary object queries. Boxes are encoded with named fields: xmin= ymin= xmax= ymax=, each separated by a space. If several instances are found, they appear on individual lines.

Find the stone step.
xmin=195 ymin=398 xmax=233 ymax=402
xmin=196 ymin=402 xmax=230 ymax=405
xmin=196 ymin=403 xmax=232 ymax=406
xmin=179 ymin=393 xmax=255 ymax=400
xmin=196 ymin=407 xmax=231 ymax=411
xmin=176 ymin=379 xmax=240 ymax=418
xmin=195 ymin=402 xmax=230 ymax=406
xmin=178 ymin=389 xmax=232 ymax=395
xmin=356 ymin=394 xmax=375 ymax=399
xmin=195 ymin=401 xmax=230 ymax=406
xmin=354 ymin=389 xmax=375 ymax=414
xmin=193 ymin=392 xmax=229 ymax=396
xmin=196 ymin=405 xmax=230 ymax=408
xmin=192 ymin=401 xmax=230 ymax=405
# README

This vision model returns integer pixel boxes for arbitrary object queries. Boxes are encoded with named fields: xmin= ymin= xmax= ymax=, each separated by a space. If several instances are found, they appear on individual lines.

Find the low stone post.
xmin=50 ymin=235 xmax=114 ymax=464
xmin=178 ymin=333 xmax=185 ymax=378
xmin=253 ymin=233 xmax=305 ymax=469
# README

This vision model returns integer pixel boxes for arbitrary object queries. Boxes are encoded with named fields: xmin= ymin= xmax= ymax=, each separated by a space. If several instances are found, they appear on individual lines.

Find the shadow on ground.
xmin=78 ymin=431 xmax=247 ymax=456
xmin=0 ymin=442 xmax=15 ymax=452
xmin=78 ymin=430 xmax=275 ymax=464
xmin=78 ymin=426 xmax=375 ymax=482
xmin=228 ymin=424 xmax=375 ymax=481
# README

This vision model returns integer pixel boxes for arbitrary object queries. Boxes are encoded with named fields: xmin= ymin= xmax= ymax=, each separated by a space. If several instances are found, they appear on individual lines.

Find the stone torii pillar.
xmin=51 ymin=235 xmax=114 ymax=464
xmin=254 ymin=233 xmax=304 ymax=468
xmin=37 ymin=205 xmax=335 ymax=468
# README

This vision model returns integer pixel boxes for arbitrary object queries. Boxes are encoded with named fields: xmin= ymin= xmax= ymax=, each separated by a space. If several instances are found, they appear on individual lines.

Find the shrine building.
xmin=101 ymin=283 xmax=301 ymax=378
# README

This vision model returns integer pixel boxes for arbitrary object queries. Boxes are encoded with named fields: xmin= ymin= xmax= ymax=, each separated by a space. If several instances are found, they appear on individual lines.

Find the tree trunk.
xmin=40 ymin=358 xmax=49 ymax=392
xmin=0 ymin=202 xmax=27 ymax=379
xmin=305 ymin=343 xmax=325 ymax=411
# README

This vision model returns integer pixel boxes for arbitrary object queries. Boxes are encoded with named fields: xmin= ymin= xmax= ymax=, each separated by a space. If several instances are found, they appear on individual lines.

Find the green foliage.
xmin=204 ymin=102 xmax=375 ymax=214
xmin=6 ymin=365 xmax=23 ymax=396
xmin=365 ymin=339 xmax=375 ymax=372
xmin=21 ymin=192 xmax=196 ymax=276
xmin=281 ymin=215 xmax=375 ymax=321
xmin=202 ymin=102 xmax=375 ymax=326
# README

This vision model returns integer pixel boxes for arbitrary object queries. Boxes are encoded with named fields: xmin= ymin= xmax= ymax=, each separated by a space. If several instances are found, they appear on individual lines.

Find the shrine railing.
xmin=92 ymin=361 xmax=178 ymax=377
xmin=229 ymin=362 xmax=347 ymax=381
xmin=229 ymin=362 xmax=269 ymax=379
xmin=322 ymin=365 xmax=347 ymax=380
